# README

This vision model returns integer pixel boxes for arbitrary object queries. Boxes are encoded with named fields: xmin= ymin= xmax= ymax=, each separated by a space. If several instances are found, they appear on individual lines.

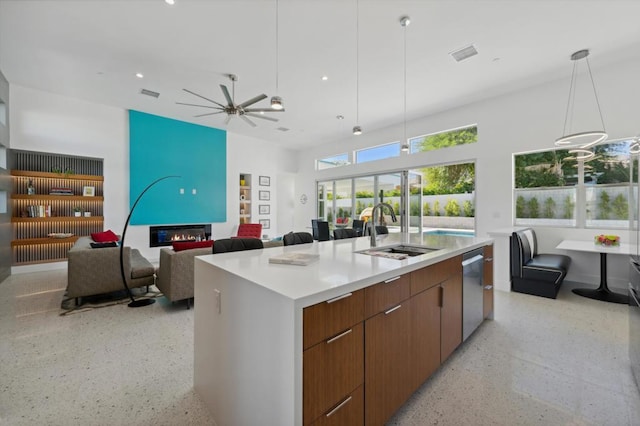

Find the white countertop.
xmin=196 ymin=233 xmax=492 ymax=306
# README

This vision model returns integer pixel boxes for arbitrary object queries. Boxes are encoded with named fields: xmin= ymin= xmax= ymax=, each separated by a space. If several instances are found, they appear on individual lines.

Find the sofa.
xmin=66 ymin=236 xmax=156 ymax=303
xmin=156 ymin=239 xmax=284 ymax=308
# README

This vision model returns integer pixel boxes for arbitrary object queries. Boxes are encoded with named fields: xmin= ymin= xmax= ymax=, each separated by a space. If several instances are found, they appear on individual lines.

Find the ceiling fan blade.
xmin=220 ymin=84 xmax=234 ymax=107
xmin=240 ymin=115 xmax=257 ymax=127
xmin=224 ymin=114 xmax=233 ymax=125
xmin=182 ymin=89 xmax=226 ymax=108
xmin=194 ymin=111 xmax=225 ymax=118
xmin=245 ymin=107 xmax=285 ymax=113
xmin=176 ymin=102 xmax=221 ymax=110
xmin=245 ymin=113 xmax=279 ymax=122
xmin=238 ymin=94 xmax=267 ymax=108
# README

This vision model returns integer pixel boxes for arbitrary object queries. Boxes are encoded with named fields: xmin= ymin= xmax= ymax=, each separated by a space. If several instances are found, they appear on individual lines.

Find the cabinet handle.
xmin=485 ymin=257 xmax=493 ymax=262
xmin=326 ymin=292 xmax=353 ymax=304
xmin=326 ymin=328 xmax=352 ymax=344
xmin=384 ymin=276 xmax=401 ymax=284
xmin=484 ymin=285 xmax=493 ymax=290
xmin=326 ymin=395 xmax=352 ymax=417
xmin=440 ymin=286 xmax=444 ymax=308
xmin=384 ymin=304 xmax=402 ymax=315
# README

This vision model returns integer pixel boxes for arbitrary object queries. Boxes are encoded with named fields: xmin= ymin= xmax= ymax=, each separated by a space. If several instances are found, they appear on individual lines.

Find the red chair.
xmin=236 ymin=223 xmax=263 ymax=239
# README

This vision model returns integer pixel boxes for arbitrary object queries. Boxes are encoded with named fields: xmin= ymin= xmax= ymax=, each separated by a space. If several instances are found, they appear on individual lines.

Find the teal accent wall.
xmin=129 ymin=110 xmax=226 ymax=225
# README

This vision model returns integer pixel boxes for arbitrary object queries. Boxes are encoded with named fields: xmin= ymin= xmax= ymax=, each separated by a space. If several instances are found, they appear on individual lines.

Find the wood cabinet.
xmin=440 ymin=273 xmax=463 ymax=362
xmin=303 ymin=289 xmax=364 ymax=425
xmin=303 ymin=252 xmax=477 ymax=426
xmin=483 ymin=244 xmax=494 ymax=319
xmin=10 ymin=150 xmax=104 ymax=265
xmin=409 ymin=285 xmax=441 ymax=391
xmin=364 ymin=293 xmax=412 ymax=426
xmin=409 ymin=255 xmax=463 ymax=386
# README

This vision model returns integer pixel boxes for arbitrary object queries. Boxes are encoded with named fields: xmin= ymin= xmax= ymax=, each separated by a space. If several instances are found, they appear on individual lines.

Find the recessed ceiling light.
xmin=165 ymin=0 xmax=175 ymax=5
xmin=321 ymin=76 xmax=328 ymax=81
xmin=135 ymin=73 xmax=144 ymax=79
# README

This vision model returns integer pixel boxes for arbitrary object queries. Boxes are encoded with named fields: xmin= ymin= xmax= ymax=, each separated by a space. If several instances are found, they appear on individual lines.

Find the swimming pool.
xmin=424 ymin=229 xmax=475 ymax=237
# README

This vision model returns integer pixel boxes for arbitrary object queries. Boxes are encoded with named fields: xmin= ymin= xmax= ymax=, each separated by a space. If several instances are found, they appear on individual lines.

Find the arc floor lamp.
xmin=120 ymin=175 xmax=181 ymax=308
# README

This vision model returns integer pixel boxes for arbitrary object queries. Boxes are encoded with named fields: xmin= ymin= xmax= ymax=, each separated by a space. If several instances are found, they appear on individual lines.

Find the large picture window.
xmin=514 ymin=138 xmax=636 ymax=229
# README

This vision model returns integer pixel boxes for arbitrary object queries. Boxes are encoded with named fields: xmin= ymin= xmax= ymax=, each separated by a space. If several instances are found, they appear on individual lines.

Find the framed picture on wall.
xmin=82 ymin=186 xmax=95 ymax=197
xmin=259 ymin=176 xmax=271 ymax=186
xmin=259 ymin=205 xmax=270 ymax=215
xmin=259 ymin=190 xmax=270 ymax=201
xmin=259 ymin=219 xmax=270 ymax=229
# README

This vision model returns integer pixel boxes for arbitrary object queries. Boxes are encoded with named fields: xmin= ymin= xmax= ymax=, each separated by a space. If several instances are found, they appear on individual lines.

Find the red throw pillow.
xmin=91 ymin=230 xmax=120 ymax=243
xmin=172 ymin=240 xmax=213 ymax=252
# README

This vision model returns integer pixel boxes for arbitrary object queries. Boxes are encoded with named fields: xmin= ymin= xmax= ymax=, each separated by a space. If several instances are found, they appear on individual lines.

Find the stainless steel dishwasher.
xmin=462 ymin=248 xmax=484 ymax=341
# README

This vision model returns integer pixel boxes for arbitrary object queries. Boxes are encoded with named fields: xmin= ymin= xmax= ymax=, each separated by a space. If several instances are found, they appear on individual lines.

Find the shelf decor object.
xmin=119 ymin=175 xmax=180 ymax=308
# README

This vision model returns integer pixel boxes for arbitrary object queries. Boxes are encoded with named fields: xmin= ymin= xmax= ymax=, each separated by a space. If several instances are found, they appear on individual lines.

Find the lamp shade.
xmin=270 ymin=96 xmax=283 ymax=110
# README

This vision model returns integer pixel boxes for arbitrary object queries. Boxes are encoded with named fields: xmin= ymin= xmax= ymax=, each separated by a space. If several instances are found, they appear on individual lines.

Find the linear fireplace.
xmin=149 ymin=224 xmax=212 ymax=247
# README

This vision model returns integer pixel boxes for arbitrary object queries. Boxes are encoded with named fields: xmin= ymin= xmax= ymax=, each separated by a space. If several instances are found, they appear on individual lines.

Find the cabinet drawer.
xmin=303 ymin=289 xmax=364 ymax=349
xmin=309 ymin=385 xmax=363 ymax=426
xmin=410 ymin=255 xmax=461 ymax=295
xmin=364 ymin=274 xmax=410 ymax=318
xmin=303 ymin=322 xmax=364 ymax=425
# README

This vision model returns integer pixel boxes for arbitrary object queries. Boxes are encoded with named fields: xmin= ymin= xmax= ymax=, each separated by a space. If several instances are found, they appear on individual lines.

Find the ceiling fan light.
xmin=353 ymin=125 xmax=362 ymax=136
xmin=271 ymin=96 xmax=283 ymax=110
xmin=554 ymin=130 xmax=607 ymax=147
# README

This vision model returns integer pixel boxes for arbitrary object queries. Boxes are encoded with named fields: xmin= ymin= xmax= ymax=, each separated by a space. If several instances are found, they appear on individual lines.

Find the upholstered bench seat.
xmin=511 ymin=228 xmax=571 ymax=299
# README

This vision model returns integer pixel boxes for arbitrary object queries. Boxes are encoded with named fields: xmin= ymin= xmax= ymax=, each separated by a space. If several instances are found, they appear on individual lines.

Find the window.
xmin=316 ymin=162 xmax=476 ymax=235
xmin=317 ymin=153 xmax=350 ymax=170
xmin=409 ymin=125 xmax=477 ymax=154
xmin=355 ymin=142 xmax=400 ymax=164
xmin=514 ymin=138 xmax=635 ymax=229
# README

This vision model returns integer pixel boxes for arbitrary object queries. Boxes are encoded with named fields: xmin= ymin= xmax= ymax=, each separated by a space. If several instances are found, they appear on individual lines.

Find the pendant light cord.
xmin=561 ymin=54 xmax=606 ymax=136
xmin=356 ymin=0 xmax=359 ymax=124
xmin=586 ymin=56 xmax=606 ymax=132
xmin=562 ymin=60 xmax=577 ymax=136
xmin=403 ymin=18 xmax=407 ymax=148
xmin=275 ymin=0 xmax=279 ymax=93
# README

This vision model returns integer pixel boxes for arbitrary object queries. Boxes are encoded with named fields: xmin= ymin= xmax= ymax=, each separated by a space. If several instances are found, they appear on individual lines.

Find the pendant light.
xmin=270 ymin=0 xmax=284 ymax=110
xmin=400 ymin=16 xmax=410 ymax=152
xmin=352 ymin=0 xmax=362 ymax=135
xmin=555 ymin=49 xmax=607 ymax=148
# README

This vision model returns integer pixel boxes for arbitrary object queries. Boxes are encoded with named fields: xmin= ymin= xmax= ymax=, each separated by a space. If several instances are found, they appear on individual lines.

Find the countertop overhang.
xmin=196 ymin=233 xmax=492 ymax=307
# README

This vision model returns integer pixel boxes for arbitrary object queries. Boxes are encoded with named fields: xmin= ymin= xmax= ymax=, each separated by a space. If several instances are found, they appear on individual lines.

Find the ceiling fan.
xmin=177 ymin=74 xmax=284 ymax=127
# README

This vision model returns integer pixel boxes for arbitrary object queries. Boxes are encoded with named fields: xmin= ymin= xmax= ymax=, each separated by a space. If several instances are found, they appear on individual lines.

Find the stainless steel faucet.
xmin=370 ymin=202 xmax=397 ymax=247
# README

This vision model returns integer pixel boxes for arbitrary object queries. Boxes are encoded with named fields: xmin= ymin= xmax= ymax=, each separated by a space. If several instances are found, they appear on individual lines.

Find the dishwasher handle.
xmin=461 ymin=254 xmax=484 ymax=267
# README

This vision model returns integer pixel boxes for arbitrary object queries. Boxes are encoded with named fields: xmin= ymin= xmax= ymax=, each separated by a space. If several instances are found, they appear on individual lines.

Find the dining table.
xmin=556 ymin=239 xmax=630 ymax=304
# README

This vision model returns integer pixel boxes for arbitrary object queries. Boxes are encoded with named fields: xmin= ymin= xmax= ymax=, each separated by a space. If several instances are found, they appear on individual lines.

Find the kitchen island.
xmin=194 ymin=233 xmax=493 ymax=426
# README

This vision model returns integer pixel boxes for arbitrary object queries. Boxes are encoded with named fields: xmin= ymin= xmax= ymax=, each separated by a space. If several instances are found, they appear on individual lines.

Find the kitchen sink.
xmin=356 ymin=244 xmax=441 ymax=259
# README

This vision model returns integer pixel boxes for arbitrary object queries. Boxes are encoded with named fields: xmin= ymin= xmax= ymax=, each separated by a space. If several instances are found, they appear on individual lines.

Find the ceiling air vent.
xmin=449 ymin=44 xmax=478 ymax=62
xmin=277 ymin=127 xmax=290 ymax=132
xmin=140 ymin=88 xmax=160 ymax=98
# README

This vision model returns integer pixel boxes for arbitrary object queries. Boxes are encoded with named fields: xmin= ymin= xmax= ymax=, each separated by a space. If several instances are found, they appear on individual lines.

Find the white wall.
xmin=9 ymin=84 xmax=297 ymax=268
xmin=295 ymin=56 xmax=640 ymax=290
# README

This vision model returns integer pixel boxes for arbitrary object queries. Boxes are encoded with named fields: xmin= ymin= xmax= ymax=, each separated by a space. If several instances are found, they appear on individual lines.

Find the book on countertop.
xmin=268 ymin=252 xmax=320 ymax=266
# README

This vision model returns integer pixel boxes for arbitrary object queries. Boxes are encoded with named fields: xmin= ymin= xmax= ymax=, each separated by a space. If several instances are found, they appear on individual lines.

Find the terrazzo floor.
xmin=0 ymin=269 xmax=639 ymax=425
